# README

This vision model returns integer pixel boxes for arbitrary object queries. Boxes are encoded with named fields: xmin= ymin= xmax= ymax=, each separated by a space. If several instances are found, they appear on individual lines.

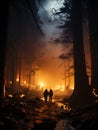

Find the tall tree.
xmin=0 ymin=1 xmax=10 ymax=105
xmin=68 ymin=0 xmax=94 ymax=109
xmin=51 ymin=0 xmax=94 ymax=108
xmin=86 ymin=0 xmax=98 ymax=96
xmin=0 ymin=0 xmax=44 ymax=105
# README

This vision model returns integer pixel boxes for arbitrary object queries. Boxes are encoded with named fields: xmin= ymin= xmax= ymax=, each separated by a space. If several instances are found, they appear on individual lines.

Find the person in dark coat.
xmin=43 ymin=89 xmax=49 ymax=102
xmin=49 ymin=89 xmax=53 ymax=102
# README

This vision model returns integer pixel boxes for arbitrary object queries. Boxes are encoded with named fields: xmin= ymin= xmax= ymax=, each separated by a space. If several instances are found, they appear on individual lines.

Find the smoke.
xmin=7 ymin=0 xmax=73 ymax=97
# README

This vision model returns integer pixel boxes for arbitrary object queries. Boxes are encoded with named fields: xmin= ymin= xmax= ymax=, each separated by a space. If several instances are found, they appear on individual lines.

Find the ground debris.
xmin=0 ymin=97 xmax=63 ymax=130
xmin=0 ymin=97 xmax=98 ymax=130
xmin=70 ymin=102 xmax=98 ymax=129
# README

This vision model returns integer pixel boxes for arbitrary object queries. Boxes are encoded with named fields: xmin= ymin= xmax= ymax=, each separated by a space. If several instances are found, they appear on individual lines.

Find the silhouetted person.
xmin=43 ymin=89 xmax=49 ymax=102
xmin=49 ymin=89 xmax=53 ymax=102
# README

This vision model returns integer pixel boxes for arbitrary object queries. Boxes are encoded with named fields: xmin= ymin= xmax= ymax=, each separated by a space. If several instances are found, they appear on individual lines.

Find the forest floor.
xmin=0 ymin=97 xmax=98 ymax=130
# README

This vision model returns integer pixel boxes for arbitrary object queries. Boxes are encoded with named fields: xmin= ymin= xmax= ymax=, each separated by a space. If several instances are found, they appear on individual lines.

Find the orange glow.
xmin=53 ymin=84 xmax=65 ymax=91
xmin=69 ymin=85 xmax=74 ymax=90
xmin=23 ymin=80 xmax=26 ymax=84
xmin=39 ymin=82 xmax=44 ymax=87
xmin=20 ymin=43 xmax=74 ymax=97
xmin=20 ymin=80 xmax=27 ymax=87
xmin=20 ymin=94 xmax=25 ymax=98
xmin=30 ymin=66 xmax=74 ymax=97
xmin=92 ymin=88 xmax=98 ymax=97
xmin=16 ymin=78 xmax=19 ymax=82
xmin=9 ymin=81 xmax=12 ymax=84
xmin=16 ymin=74 xmax=19 ymax=82
xmin=8 ymin=94 xmax=13 ymax=97
xmin=38 ymin=82 xmax=46 ymax=90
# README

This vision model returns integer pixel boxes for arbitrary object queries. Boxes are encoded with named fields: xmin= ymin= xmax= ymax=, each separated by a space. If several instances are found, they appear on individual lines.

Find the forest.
xmin=0 ymin=0 xmax=98 ymax=129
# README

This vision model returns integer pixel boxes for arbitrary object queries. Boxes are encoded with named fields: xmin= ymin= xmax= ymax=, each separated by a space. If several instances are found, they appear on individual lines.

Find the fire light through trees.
xmin=5 ymin=0 xmax=92 ymax=101
xmin=1 ymin=2 xmax=98 ymax=129
xmin=4 ymin=0 xmax=75 ymax=100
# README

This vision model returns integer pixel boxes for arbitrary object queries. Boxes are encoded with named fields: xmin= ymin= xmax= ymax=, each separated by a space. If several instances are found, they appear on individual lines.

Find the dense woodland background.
xmin=0 ymin=0 xmax=98 ymax=109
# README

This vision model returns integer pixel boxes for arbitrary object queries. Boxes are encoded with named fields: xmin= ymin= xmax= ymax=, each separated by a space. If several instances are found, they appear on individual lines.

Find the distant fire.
xmin=20 ymin=94 xmax=25 ymax=98
xmin=92 ymin=88 xmax=98 ymax=97
xmin=8 ymin=94 xmax=13 ymax=97
xmin=19 ymin=75 xmax=74 ymax=97
xmin=39 ymin=82 xmax=45 ymax=87
xmin=16 ymin=78 xmax=19 ymax=82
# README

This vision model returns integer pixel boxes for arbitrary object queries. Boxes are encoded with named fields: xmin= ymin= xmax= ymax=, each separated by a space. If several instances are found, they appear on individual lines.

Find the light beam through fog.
xmin=34 ymin=0 xmax=74 ymax=97
xmin=37 ymin=0 xmax=65 ymax=40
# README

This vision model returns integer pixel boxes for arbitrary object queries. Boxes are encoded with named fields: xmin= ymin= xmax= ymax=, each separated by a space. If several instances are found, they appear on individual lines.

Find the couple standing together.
xmin=43 ymin=89 xmax=53 ymax=102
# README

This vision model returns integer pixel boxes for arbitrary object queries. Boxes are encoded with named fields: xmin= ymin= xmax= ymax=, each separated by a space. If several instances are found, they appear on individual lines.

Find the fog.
xmin=6 ymin=0 xmax=74 ymax=98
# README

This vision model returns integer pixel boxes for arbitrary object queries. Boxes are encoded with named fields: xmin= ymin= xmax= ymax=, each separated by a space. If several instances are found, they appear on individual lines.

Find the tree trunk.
xmin=0 ymin=1 xmax=9 ymax=105
xmin=68 ymin=0 xmax=94 ymax=109
xmin=87 ymin=0 xmax=98 ymax=95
